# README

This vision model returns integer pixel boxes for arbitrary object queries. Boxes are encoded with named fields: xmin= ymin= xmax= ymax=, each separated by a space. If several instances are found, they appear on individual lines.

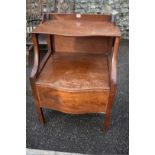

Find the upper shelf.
xmin=32 ymin=15 xmax=121 ymax=37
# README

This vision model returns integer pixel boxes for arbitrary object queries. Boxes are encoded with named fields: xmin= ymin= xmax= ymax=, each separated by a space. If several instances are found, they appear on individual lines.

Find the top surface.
xmin=32 ymin=19 xmax=121 ymax=37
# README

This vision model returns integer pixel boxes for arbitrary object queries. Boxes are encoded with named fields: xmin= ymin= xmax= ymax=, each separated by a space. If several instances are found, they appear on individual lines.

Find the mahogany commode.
xmin=30 ymin=13 xmax=121 ymax=131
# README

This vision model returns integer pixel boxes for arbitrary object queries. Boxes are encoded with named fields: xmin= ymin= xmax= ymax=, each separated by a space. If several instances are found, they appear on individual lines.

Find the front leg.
xmin=34 ymin=103 xmax=45 ymax=125
xmin=30 ymin=78 xmax=45 ymax=125
xmin=104 ymin=85 xmax=116 ymax=132
xmin=30 ymin=33 xmax=45 ymax=125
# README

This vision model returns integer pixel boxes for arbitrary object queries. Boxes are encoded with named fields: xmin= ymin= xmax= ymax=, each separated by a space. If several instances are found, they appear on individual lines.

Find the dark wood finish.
xmin=30 ymin=13 xmax=121 ymax=132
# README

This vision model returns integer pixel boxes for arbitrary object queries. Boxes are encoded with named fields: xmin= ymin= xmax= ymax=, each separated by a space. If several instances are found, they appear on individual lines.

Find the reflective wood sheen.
xmin=30 ymin=13 xmax=121 ymax=132
xmin=36 ymin=53 xmax=110 ymax=91
xmin=37 ymin=86 xmax=109 ymax=114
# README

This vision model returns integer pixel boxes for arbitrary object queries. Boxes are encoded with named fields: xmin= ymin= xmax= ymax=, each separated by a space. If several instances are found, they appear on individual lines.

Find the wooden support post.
xmin=30 ymin=34 xmax=45 ymax=125
xmin=104 ymin=37 xmax=120 ymax=132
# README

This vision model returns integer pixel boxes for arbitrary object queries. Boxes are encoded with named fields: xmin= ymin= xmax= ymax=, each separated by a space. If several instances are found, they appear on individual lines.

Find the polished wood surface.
xmin=30 ymin=13 xmax=121 ymax=131
xmin=104 ymin=37 xmax=121 ymax=131
xmin=54 ymin=36 xmax=113 ymax=53
xmin=36 ymin=53 xmax=110 ymax=91
xmin=37 ymin=86 xmax=109 ymax=114
xmin=33 ymin=20 xmax=121 ymax=37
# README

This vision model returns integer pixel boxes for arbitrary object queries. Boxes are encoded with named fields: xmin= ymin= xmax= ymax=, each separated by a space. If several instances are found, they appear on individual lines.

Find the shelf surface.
xmin=32 ymin=20 xmax=121 ymax=37
xmin=36 ymin=53 xmax=110 ymax=92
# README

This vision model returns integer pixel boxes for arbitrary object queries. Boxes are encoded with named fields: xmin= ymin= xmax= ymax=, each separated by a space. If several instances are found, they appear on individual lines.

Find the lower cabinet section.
xmin=36 ymin=85 xmax=110 ymax=114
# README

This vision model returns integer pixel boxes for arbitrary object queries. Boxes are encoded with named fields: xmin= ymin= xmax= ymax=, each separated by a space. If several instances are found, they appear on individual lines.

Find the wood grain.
xmin=104 ymin=37 xmax=121 ymax=131
xmin=37 ymin=86 xmax=109 ymax=114
xmin=54 ymin=36 xmax=113 ymax=54
xmin=36 ymin=53 xmax=110 ymax=91
xmin=30 ymin=13 xmax=121 ymax=131
xmin=33 ymin=20 xmax=121 ymax=37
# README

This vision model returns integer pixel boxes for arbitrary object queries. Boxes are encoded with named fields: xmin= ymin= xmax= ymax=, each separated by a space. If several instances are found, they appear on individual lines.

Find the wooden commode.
xmin=30 ymin=13 xmax=121 ymax=131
